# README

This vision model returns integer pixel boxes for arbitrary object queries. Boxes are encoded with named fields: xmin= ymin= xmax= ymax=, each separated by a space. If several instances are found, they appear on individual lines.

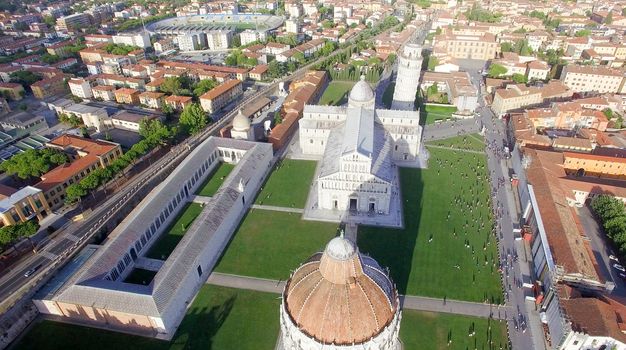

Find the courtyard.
xmin=195 ymin=162 xmax=235 ymax=197
xmin=255 ymin=159 xmax=317 ymax=208
xmin=145 ymin=202 xmax=204 ymax=260
xmin=214 ymin=209 xmax=339 ymax=280
xmin=358 ymin=145 xmax=502 ymax=303
xmin=318 ymin=81 xmax=355 ymax=106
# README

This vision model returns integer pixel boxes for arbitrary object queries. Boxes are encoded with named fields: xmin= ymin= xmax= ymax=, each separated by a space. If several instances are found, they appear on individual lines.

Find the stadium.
xmin=146 ymin=13 xmax=284 ymax=36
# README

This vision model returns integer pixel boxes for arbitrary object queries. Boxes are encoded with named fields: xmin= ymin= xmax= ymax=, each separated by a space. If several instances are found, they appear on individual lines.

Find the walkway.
xmin=251 ymin=204 xmax=304 ymax=214
xmin=206 ymin=272 xmax=510 ymax=320
xmin=425 ymin=144 xmax=486 ymax=155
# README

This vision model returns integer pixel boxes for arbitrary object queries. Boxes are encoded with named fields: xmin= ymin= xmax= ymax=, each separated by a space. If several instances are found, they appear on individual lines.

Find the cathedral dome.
xmin=281 ymin=235 xmax=399 ymax=346
xmin=348 ymin=75 xmax=375 ymax=108
xmin=232 ymin=109 xmax=250 ymax=132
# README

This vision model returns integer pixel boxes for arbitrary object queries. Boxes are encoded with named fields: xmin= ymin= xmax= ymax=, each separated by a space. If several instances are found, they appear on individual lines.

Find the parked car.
xmin=613 ymin=264 xmax=625 ymax=272
xmin=609 ymin=254 xmax=619 ymax=262
xmin=24 ymin=264 xmax=42 ymax=278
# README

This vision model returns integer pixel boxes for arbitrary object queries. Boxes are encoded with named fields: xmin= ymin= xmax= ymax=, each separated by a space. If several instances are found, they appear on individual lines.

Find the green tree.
xmin=500 ymin=42 xmax=514 ymax=53
xmin=575 ymin=29 xmax=591 ymax=37
xmin=59 ymin=113 xmax=82 ymax=127
xmin=10 ymin=71 xmax=42 ymax=87
xmin=426 ymin=84 xmax=439 ymax=97
xmin=41 ymin=53 xmax=61 ymax=64
xmin=427 ymin=55 xmax=439 ymax=70
xmin=193 ymin=79 xmax=218 ymax=97
xmin=0 ymin=149 xmax=68 ymax=179
xmin=293 ymin=52 xmax=306 ymax=64
xmin=488 ymin=63 xmax=508 ymax=78
xmin=179 ymin=103 xmax=207 ymax=135
xmin=605 ymin=11 xmax=613 ymax=24
xmin=43 ymin=15 xmax=56 ymax=27
xmin=65 ymin=184 xmax=87 ymax=205
xmin=511 ymin=73 xmax=528 ymax=84
xmin=603 ymin=108 xmax=614 ymax=119
xmin=139 ymin=119 xmax=173 ymax=145
xmin=159 ymin=77 xmax=182 ymax=95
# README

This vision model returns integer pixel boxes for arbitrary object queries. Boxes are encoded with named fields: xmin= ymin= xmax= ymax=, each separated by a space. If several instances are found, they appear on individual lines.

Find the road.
xmin=460 ymin=62 xmax=546 ymax=350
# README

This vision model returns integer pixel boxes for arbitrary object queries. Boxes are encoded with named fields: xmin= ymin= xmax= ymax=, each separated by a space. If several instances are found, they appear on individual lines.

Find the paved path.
xmin=251 ymin=204 xmax=304 ymax=214
xmin=206 ymin=272 xmax=510 ymax=320
xmin=425 ymin=144 xmax=486 ymax=155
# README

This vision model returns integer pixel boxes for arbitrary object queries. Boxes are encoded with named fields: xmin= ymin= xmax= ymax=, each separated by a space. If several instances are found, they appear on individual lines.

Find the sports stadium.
xmin=146 ymin=13 xmax=284 ymax=35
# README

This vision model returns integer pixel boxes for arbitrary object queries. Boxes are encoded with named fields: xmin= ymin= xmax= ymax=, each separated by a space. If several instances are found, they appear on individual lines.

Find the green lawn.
xmin=318 ymin=81 xmax=355 ymax=106
xmin=146 ymin=203 xmax=204 ymax=260
xmin=255 ymin=159 xmax=317 ymax=208
xmin=358 ymin=147 xmax=502 ymax=303
xmin=382 ymin=82 xmax=395 ymax=108
xmin=215 ymin=209 xmax=338 ymax=280
xmin=15 ymin=286 xmax=280 ymax=350
xmin=426 ymin=133 xmax=486 ymax=152
xmin=420 ymin=103 xmax=459 ymax=125
xmin=196 ymin=163 xmax=235 ymax=197
xmin=401 ymin=311 xmax=510 ymax=350
xmin=123 ymin=268 xmax=157 ymax=286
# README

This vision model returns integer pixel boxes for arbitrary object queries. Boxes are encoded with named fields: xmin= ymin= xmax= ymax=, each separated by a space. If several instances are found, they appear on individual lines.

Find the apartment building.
xmin=560 ymin=65 xmax=625 ymax=94
xmin=92 ymin=85 xmax=116 ymax=101
xmin=433 ymin=28 xmax=499 ymax=60
xmin=68 ymin=78 xmax=93 ymax=99
xmin=36 ymin=135 xmax=122 ymax=210
xmin=491 ymin=81 xmax=572 ymax=116
xmin=138 ymin=91 xmax=165 ymax=109
xmin=0 ymin=82 xmax=25 ymax=101
xmin=114 ymin=88 xmax=140 ymax=105
xmin=112 ymin=32 xmax=151 ymax=49
xmin=0 ymin=185 xmax=50 ymax=227
xmin=31 ymin=75 xmax=66 ymax=99
xmin=199 ymin=79 xmax=243 ymax=114
xmin=56 ymin=13 xmax=91 ymax=31
xmin=164 ymin=95 xmax=193 ymax=111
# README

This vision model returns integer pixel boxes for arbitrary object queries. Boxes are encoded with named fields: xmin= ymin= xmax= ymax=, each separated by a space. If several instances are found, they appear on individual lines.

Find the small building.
xmin=138 ymin=92 xmax=165 ymax=110
xmin=68 ymin=78 xmax=93 ymax=99
xmin=0 ymin=111 xmax=47 ymax=131
xmin=0 ymin=82 xmax=25 ymax=101
xmin=111 ymin=110 xmax=161 ymax=132
xmin=0 ymin=185 xmax=51 ymax=226
xmin=31 ymin=75 xmax=66 ymax=99
xmin=199 ymin=79 xmax=243 ymax=114
xmin=114 ymin=88 xmax=140 ymax=105
xmin=164 ymin=95 xmax=193 ymax=111
xmin=249 ymin=64 xmax=268 ymax=81
xmin=92 ymin=85 xmax=116 ymax=101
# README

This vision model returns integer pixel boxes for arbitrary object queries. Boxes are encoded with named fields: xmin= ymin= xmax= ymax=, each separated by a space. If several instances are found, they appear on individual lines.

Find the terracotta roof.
xmin=564 ymin=151 xmax=626 ymax=164
xmin=164 ymin=95 xmax=192 ymax=103
xmin=138 ymin=91 xmax=164 ymax=99
xmin=562 ymin=297 xmax=626 ymax=343
xmin=283 ymin=237 xmax=398 ymax=345
xmin=0 ymin=82 xmax=23 ymax=89
xmin=199 ymin=79 xmax=241 ymax=100
xmin=249 ymin=64 xmax=268 ymax=74
xmin=114 ymin=88 xmax=139 ymax=96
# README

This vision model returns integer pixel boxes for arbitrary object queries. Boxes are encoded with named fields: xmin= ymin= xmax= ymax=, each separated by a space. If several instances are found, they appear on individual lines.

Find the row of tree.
xmin=65 ymin=119 xmax=175 ymax=205
xmin=0 ymin=149 xmax=69 ymax=180
xmin=158 ymin=76 xmax=219 ymax=99
xmin=0 ymin=221 xmax=39 ymax=248
xmin=591 ymin=195 xmax=626 ymax=258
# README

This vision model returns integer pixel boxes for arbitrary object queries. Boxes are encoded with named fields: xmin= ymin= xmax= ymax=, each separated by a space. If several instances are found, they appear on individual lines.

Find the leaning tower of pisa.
xmin=391 ymin=43 xmax=423 ymax=111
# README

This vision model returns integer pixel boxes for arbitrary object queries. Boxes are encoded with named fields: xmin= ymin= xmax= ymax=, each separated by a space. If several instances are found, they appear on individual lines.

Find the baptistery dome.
xmin=279 ymin=235 xmax=401 ymax=350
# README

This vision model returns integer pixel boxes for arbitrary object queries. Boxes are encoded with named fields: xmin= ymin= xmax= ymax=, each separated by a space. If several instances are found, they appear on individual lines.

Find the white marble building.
xmin=299 ymin=76 xmax=421 ymax=216
xmin=392 ymin=44 xmax=423 ymax=111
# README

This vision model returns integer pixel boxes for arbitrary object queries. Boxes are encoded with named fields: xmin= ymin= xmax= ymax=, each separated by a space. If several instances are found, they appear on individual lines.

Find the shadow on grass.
xmin=170 ymin=295 xmax=236 ymax=350
xmin=358 ymin=168 xmax=423 ymax=295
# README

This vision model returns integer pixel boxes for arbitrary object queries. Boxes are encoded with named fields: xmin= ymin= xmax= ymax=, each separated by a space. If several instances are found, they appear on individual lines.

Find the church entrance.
xmin=333 ymin=200 xmax=338 ymax=209
xmin=349 ymin=198 xmax=357 ymax=211
xmin=369 ymin=202 xmax=375 ymax=213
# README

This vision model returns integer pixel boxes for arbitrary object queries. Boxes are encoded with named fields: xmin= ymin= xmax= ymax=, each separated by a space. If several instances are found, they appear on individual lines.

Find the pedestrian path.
xmin=425 ymin=144 xmax=486 ymax=155
xmin=251 ymin=204 xmax=304 ymax=214
xmin=206 ymin=272 xmax=510 ymax=320
xmin=467 ymin=133 xmax=486 ymax=145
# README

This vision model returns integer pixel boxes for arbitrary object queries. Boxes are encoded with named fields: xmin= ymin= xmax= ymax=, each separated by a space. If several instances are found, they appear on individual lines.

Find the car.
xmin=609 ymin=254 xmax=619 ymax=262
xmin=23 ymin=264 xmax=42 ymax=278
xmin=613 ymin=264 xmax=626 ymax=272
xmin=619 ymin=273 xmax=626 ymax=280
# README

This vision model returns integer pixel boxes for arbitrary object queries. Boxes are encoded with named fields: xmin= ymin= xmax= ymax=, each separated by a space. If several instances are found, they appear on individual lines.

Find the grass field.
xmin=255 ymin=159 xmax=317 ymax=208
xmin=15 ymin=286 xmax=280 ymax=350
xmin=420 ymin=103 xmax=458 ymax=125
xmin=214 ymin=209 xmax=339 ymax=280
xmin=196 ymin=163 xmax=235 ymax=197
xmin=123 ymin=268 xmax=157 ymax=286
xmin=146 ymin=203 xmax=204 ymax=260
xmin=400 ymin=310 xmax=510 ymax=350
xmin=426 ymin=133 xmax=486 ymax=152
xmin=382 ymin=82 xmax=395 ymax=108
xmin=318 ymin=81 xmax=355 ymax=106
xmin=358 ymin=146 xmax=502 ymax=303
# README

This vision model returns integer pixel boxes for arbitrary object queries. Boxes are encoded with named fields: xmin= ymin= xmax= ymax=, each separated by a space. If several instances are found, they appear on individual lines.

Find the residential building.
xmin=36 ymin=135 xmax=122 ymax=210
xmin=206 ymin=30 xmax=232 ymax=50
xmin=491 ymin=81 xmax=573 ymax=116
xmin=114 ymin=88 xmax=140 ymax=105
xmin=240 ymin=29 xmax=267 ymax=46
xmin=560 ymin=65 xmax=625 ymax=94
xmin=111 ymin=111 xmax=161 ymax=132
xmin=199 ymin=79 xmax=243 ymax=114
xmin=31 ymin=75 xmax=66 ymax=99
xmin=138 ymin=92 xmax=165 ymax=109
xmin=526 ymin=60 xmax=550 ymax=81
xmin=0 ymin=185 xmax=51 ymax=226
xmin=249 ymin=64 xmax=268 ymax=81
xmin=56 ymin=13 xmax=91 ymax=31
xmin=0 ymin=82 xmax=25 ymax=101
xmin=92 ymin=85 xmax=116 ymax=101
xmin=112 ymin=32 xmax=151 ymax=49
xmin=68 ymin=79 xmax=93 ymax=99
xmin=164 ymin=95 xmax=193 ymax=111
xmin=563 ymin=152 xmax=626 ymax=179
xmin=154 ymin=39 xmax=176 ymax=55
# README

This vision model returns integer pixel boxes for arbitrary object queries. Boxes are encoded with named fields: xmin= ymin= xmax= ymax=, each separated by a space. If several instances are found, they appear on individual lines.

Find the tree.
xmin=193 ymin=79 xmax=218 ymax=97
xmin=622 ymin=8 xmax=626 ymax=16
xmin=605 ymin=11 xmax=613 ymax=24
xmin=427 ymin=55 xmax=439 ymax=71
xmin=488 ymin=64 xmax=507 ymax=78
xmin=179 ymin=103 xmax=207 ymax=135
xmin=103 ymin=43 xmax=140 ymax=56
xmin=59 ymin=113 xmax=82 ymax=127
xmin=41 ymin=53 xmax=61 ymax=64
xmin=139 ymin=119 xmax=173 ymax=145
xmin=426 ymin=84 xmax=439 ymax=97
xmin=293 ymin=52 xmax=306 ymax=65
xmin=65 ymin=184 xmax=87 ymax=205
xmin=160 ymin=77 xmax=182 ymax=95
xmin=575 ymin=29 xmax=591 ymax=37
xmin=511 ymin=73 xmax=528 ymax=84
xmin=603 ymin=108 xmax=614 ymax=119
xmin=0 ymin=148 xmax=68 ymax=179
xmin=10 ymin=71 xmax=42 ymax=87
xmin=500 ymin=42 xmax=514 ymax=53
xmin=231 ymin=34 xmax=241 ymax=48
xmin=43 ymin=15 xmax=56 ymax=27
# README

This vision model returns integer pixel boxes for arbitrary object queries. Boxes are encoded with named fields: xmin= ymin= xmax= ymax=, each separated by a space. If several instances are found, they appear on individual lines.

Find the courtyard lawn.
xmin=426 ymin=133 xmax=486 ymax=152
xmin=421 ymin=104 xmax=458 ymax=125
xmin=255 ymin=159 xmax=317 ymax=209
xmin=15 ymin=286 xmax=280 ymax=350
xmin=382 ymin=82 xmax=395 ymax=108
xmin=215 ymin=209 xmax=338 ymax=280
xmin=146 ymin=203 xmax=204 ymax=260
xmin=358 ymin=146 xmax=502 ymax=303
xmin=196 ymin=162 xmax=235 ymax=197
xmin=318 ymin=81 xmax=355 ymax=106
xmin=123 ymin=268 xmax=157 ymax=286
xmin=400 ymin=310 xmax=510 ymax=350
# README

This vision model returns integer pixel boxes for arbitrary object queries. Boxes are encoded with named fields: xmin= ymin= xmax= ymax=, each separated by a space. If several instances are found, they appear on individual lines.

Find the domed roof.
xmin=348 ymin=75 xmax=375 ymax=104
xmin=232 ymin=109 xmax=250 ymax=131
xmin=282 ymin=235 xmax=398 ymax=345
